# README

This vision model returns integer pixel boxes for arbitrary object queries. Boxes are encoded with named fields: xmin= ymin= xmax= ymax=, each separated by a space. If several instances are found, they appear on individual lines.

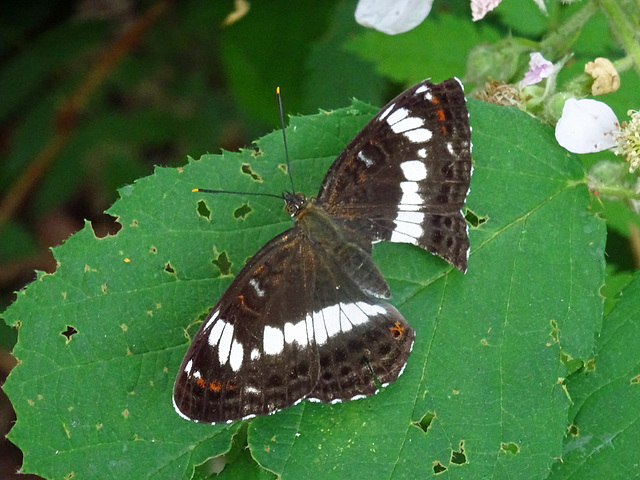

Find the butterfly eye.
xmin=283 ymin=192 xmax=308 ymax=217
xmin=285 ymin=202 xmax=297 ymax=216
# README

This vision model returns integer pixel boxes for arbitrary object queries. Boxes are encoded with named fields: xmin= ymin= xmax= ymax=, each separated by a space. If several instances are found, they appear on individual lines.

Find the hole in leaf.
xmin=197 ymin=200 xmax=211 ymax=220
xmin=241 ymin=163 xmax=262 ymax=182
xmin=500 ymin=442 xmax=519 ymax=455
xmin=433 ymin=461 xmax=447 ymax=474
xmin=233 ymin=203 xmax=252 ymax=219
xmin=278 ymin=163 xmax=288 ymax=175
xmin=414 ymin=411 xmax=435 ymax=432
xmin=150 ymin=246 xmax=158 ymax=254
xmin=213 ymin=252 xmax=232 ymax=276
xmin=164 ymin=263 xmax=176 ymax=275
xmin=196 ymin=418 xmax=249 ymax=476
xmin=631 ymin=374 xmax=640 ymax=385
xmin=61 ymin=325 xmax=78 ymax=342
xmin=561 ymin=351 xmax=583 ymax=374
xmin=465 ymin=209 xmax=488 ymax=228
xmin=549 ymin=319 xmax=559 ymax=343
xmin=584 ymin=358 xmax=596 ymax=372
xmin=451 ymin=441 xmax=466 ymax=464
xmin=195 ymin=455 xmax=226 ymax=476
xmin=568 ymin=424 xmax=579 ymax=436
xmin=89 ymin=213 xmax=121 ymax=238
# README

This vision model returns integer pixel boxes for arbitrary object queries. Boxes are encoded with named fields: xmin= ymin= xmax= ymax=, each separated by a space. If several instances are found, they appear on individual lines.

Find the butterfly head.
xmin=283 ymin=191 xmax=309 ymax=218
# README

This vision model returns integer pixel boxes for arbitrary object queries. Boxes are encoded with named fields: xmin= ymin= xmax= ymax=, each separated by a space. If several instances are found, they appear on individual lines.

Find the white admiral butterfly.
xmin=173 ymin=78 xmax=472 ymax=423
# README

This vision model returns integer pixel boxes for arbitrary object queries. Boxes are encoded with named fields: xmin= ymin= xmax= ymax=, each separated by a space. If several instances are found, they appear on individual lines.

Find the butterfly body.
xmin=287 ymin=192 xmax=391 ymax=299
xmin=174 ymin=78 xmax=472 ymax=424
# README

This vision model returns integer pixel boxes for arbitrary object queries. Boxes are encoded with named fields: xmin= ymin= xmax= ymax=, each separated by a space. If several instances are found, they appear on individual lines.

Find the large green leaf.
xmin=2 ymin=98 xmax=605 ymax=479
xmin=548 ymin=272 xmax=640 ymax=479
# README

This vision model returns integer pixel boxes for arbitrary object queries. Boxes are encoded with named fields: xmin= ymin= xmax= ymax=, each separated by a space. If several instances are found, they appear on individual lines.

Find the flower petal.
xmin=584 ymin=57 xmax=620 ymax=95
xmin=471 ymin=0 xmax=502 ymax=21
xmin=532 ymin=0 xmax=547 ymax=14
xmin=555 ymin=99 xmax=619 ymax=153
xmin=520 ymin=52 xmax=554 ymax=87
xmin=355 ymin=0 xmax=434 ymax=35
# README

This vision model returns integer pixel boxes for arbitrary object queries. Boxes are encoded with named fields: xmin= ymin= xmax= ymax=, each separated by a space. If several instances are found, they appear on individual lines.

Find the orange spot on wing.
xmin=196 ymin=378 xmax=205 ymax=389
xmin=390 ymin=321 xmax=405 ymax=338
xmin=430 ymin=97 xmax=448 ymax=133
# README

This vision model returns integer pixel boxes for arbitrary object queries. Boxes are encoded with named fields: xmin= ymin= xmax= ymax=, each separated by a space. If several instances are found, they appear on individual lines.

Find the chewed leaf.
xmin=3 ymin=99 xmax=605 ymax=479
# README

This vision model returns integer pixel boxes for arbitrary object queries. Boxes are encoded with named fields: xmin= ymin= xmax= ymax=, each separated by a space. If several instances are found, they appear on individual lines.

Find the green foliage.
xmin=346 ymin=12 xmax=502 ymax=86
xmin=549 ymin=272 xmax=640 ymax=480
xmin=3 ymin=97 xmax=615 ymax=479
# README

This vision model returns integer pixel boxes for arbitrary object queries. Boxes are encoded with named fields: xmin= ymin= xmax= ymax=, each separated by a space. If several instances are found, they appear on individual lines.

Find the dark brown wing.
xmin=173 ymin=228 xmax=317 ymax=423
xmin=173 ymin=227 xmax=414 ymax=424
xmin=304 ymin=246 xmax=414 ymax=403
xmin=316 ymin=78 xmax=472 ymax=272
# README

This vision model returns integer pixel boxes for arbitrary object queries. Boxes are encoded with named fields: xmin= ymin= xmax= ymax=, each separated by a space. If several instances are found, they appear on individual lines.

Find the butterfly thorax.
xmin=283 ymin=191 xmax=391 ymax=299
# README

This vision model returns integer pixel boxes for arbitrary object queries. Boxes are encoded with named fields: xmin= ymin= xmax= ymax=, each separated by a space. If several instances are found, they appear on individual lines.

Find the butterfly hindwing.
xmin=317 ymin=78 xmax=472 ymax=272
xmin=305 ymin=248 xmax=414 ymax=403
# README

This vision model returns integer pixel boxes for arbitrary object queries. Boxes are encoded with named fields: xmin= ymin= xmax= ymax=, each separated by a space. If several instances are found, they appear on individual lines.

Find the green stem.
xmin=613 ymin=56 xmax=635 ymax=73
xmin=592 ymin=184 xmax=640 ymax=201
xmin=540 ymin=0 xmax=599 ymax=54
xmin=565 ymin=55 xmax=636 ymax=97
xmin=597 ymin=0 xmax=640 ymax=78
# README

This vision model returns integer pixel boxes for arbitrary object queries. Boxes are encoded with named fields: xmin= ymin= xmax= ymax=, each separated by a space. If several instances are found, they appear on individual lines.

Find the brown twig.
xmin=0 ymin=0 xmax=172 ymax=231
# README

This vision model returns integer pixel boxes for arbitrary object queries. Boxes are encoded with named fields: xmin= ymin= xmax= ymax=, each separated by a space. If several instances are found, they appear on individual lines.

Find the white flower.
xmin=355 ymin=0 xmax=434 ymax=35
xmin=471 ymin=0 xmax=546 ymax=21
xmin=617 ymin=110 xmax=640 ymax=173
xmin=555 ymin=99 xmax=619 ymax=154
xmin=520 ymin=52 xmax=554 ymax=88
xmin=471 ymin=0 xmax=502 ymax=21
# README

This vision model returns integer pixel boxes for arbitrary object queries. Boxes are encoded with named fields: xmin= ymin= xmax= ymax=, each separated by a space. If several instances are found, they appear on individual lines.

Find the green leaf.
xmin=3 ymin=97 xmax=605 ymax=479
xmin=495 ymin=0 xmax=551 ymax=37
xmin=549 ymin=272 xmax=640 ymax=479
xmin=346 ymin=13 xmax=501 ymax=85
xmin=220 ymin=0 xmax=332 ymax=124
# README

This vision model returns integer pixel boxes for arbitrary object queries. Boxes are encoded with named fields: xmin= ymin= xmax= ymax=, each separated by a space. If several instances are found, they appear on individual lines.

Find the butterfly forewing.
xmin=317 ymin=78 xmax=472 ymax=272
xmin=173 ymin=230 xmax=320 ymax=423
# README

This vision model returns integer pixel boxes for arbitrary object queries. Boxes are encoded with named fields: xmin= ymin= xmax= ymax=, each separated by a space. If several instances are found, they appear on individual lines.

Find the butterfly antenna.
xmin=192 ymin=88 xmax=295 ymax=201
xmin=192 ymin=188 xmax=282 ymax=199
xmin=277 ymin=86 xmax=296 ymax=193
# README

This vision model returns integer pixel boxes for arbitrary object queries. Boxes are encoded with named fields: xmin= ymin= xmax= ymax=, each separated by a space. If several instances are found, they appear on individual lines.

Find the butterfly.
xmin=173 ymin=78 xmax=472 ymax=424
